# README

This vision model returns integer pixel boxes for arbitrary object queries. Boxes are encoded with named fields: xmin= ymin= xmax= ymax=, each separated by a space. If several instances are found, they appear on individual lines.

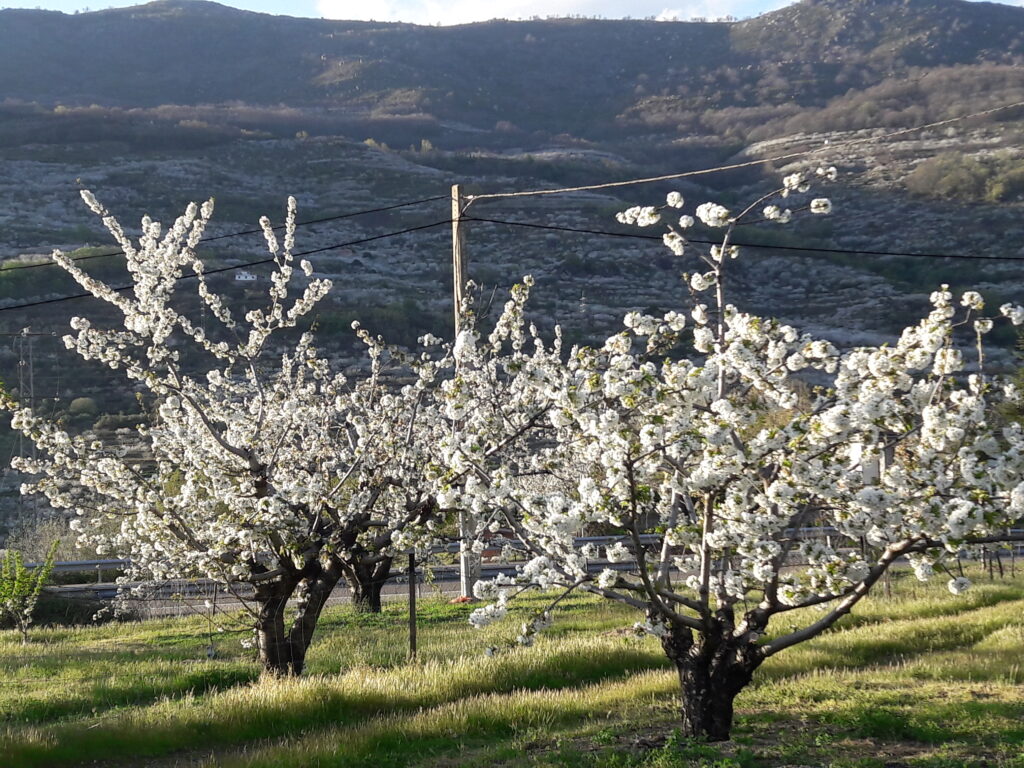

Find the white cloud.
xmin=655 ymin=8 xmax=683 ymax=21
xmin=316 ymin=0 xmax=596 ymax=24
xmin=315 ymin=0 xmax=788 ymax=25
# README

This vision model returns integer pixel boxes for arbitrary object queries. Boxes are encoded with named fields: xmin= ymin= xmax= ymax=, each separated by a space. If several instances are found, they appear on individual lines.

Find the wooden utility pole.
xmin=408 ymin=552 xmax=417 ymax=660
xmin=451 ymin=184 xmax=480 ymax=599
xmin=452 ymin=184 xmax=467 ymax=335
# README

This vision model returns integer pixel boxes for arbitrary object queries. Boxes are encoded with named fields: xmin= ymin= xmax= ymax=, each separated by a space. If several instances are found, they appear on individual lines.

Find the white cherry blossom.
xmin=6 ymin=194 xmax=448 ymax=677
xmin=436 ymin=179 xmax=1024 ymax=742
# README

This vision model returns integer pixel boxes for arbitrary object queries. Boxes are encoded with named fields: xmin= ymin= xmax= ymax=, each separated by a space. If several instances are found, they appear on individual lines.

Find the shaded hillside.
xmin=733 ymin=0 xmax=1024 ymax=66
xmin=0 ymin=0 xmax=1022 ymax=141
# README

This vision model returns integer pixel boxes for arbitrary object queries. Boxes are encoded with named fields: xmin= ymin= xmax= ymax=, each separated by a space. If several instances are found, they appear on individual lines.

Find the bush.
xmin=0 ymin=542 xmax=57 ymax=642
xmin=987 ymin=164 xmax=1024 ymax=202
xmin=32 ymin=591 xmax=112 ymax=627
xmin=905 ymin=151 xmax=1024 ymax=202
xmin=905 ymin=153 xmax=988 ymax=200
xmin=68 ymin=397 xmax=99 ymax=417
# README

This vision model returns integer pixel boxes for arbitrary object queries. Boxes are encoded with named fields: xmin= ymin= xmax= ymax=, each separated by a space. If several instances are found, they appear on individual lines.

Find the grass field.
xmin=1 ymin=568 xmax=1022 ymax=768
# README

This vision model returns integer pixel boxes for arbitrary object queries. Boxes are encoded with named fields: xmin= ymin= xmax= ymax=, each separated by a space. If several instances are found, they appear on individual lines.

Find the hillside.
xmin=1 ymin=0 xmax=1024 ymax=540
xmin=0 ymin=0 xmax=1022 ymax=351
xmin=0 ymin=0 xmax=1022 ymax=141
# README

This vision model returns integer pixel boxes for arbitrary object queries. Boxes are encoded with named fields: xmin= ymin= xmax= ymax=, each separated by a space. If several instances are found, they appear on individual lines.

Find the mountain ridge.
xmin=0 ymin=0 xmax=1021 ymax=142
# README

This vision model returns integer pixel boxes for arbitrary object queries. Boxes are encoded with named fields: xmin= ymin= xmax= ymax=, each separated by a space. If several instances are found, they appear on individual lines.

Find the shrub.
xmin=905 ymin=152 xmax=988 ymax=200
xmin=0 ymin=541 xmax=58 ymax=643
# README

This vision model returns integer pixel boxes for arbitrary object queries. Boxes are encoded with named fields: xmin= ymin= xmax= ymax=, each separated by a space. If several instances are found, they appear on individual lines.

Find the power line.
xmin=202 ymin=195 xmax=446 ymax=243
xmin=468 ymin=216 xmax=657 ymax=242
xmin=466 ymin=216 xmax=1024 ymax=262
xmin=0 ymin=219 xmax=452 ymax=314
xmin=465 ymin=99 xmax=1024 ymax=204
xmin=0 ymin=195 xmax=446 ymax=274
xmin=292 ymin=219 xmax=450 ymax=258
xmin=0 ymin=211 xmax=1018 ymax=318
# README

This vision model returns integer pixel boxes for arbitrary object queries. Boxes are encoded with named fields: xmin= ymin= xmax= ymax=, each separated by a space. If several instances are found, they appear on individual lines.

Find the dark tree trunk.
xmin=254 ymin=560 xmax=344 ymax=676
xmin=660 ymin=625 xmax=762 ymax=742
xmin=345 ymin=554 xmax=393 ymax=613
xmin=254 ymin=579 xmax=303 ymax=676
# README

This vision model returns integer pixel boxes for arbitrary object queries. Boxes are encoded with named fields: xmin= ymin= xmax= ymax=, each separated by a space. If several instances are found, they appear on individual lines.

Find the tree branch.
xmin=758 ymin=542 xmax=907 ymax=657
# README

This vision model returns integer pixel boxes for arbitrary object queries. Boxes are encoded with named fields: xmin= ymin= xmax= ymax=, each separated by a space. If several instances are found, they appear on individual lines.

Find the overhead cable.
xmin=466 ymin=99 xmax=1024 ymax=204
xmin=0 ymin=220 xmax=452 ymax=314
xmin=466 ymin=216 xmax=1024 ymax=261
xmin=0 ymin=195 xmax=446 ymax=273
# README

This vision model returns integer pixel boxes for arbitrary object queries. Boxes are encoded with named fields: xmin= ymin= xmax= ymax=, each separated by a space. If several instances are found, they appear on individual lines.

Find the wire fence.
xmin=0 ymin=195 xmax=447 ymax=272
xmin=0 ymin=219 xmax=453 ymax=314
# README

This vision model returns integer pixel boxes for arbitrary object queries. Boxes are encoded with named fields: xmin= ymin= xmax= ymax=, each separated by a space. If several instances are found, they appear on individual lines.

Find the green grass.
xmin=1 ymin=570 xmax=1022 ymax=768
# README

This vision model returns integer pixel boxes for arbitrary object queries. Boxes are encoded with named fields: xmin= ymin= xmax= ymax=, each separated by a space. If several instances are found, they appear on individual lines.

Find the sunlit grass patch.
xmin=759 ymin=597 xmax=1024 ymax=680
xmin=0 ymin=573 xmax=1021 ymax=767
xmin=206 ymin=669 xmax=678 ymax=768
xmin=746 ymin=672 xmax=1023 ymax=733
xmin=1 ymin=634 xmax=665 ymax=768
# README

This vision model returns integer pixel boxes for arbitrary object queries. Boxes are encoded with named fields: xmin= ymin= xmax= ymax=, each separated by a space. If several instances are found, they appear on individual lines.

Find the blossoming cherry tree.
xmin=439 ymin=172 xmax=1024 ymax=740
xmin=5 ymin=193 xmax=444 ymax=675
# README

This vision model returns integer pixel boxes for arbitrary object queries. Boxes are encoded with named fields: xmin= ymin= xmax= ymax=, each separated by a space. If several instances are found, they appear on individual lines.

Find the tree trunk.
xmin=285 ymin=562 xmax=344 ymax=673
xmin=660 ymin=626 xmax=761 ymax=742
xmin=253 ymin=561 xmax=344 ymax=676
xmin=346 ymin=555 xmax=393 ymax=613
xmin=255 ymin=583 xmax=303 ymax=676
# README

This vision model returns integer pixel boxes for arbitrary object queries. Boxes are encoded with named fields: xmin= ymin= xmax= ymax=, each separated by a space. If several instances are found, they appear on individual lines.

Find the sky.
xmin=1 ymin=0 xmax=1022 ymax=26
